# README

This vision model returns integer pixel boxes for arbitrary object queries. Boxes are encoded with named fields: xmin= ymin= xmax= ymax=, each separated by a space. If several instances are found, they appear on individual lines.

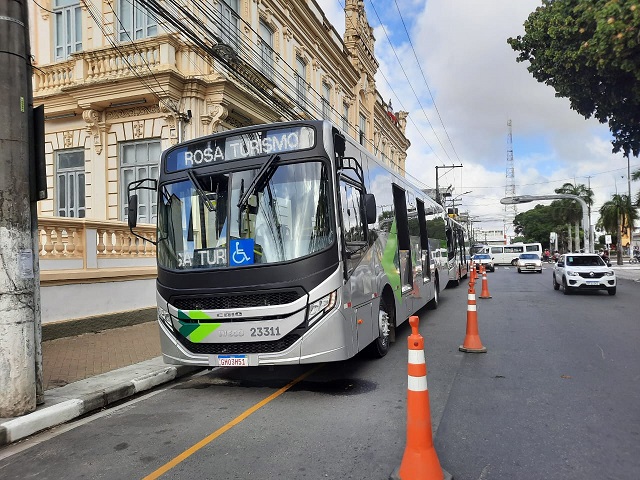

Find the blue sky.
xmin=317 ymin=0 xmax=639 ymax=234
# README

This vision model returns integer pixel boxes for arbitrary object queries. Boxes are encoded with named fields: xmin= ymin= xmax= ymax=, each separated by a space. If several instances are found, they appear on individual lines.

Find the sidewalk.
xmin=610 ymin=262 xmax=640 ymax=282
xmin=0 ymin=310 xmax=202 ymax=447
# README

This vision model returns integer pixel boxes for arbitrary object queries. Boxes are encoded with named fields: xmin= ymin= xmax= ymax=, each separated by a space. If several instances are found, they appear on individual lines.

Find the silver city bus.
xmin=445 ymin=216 xmax=469 ymax=287
xmin=128 ymin=120 xmax=449 ymax=367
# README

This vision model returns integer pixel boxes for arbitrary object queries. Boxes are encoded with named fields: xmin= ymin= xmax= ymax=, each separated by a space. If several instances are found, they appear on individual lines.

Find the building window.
xmin=296 ymin=56 xmax=307 ymax=107
xmin=56 ymin=149 xmax=85 ymax=218
xmin=322 ymin=83 xmax=331 ymax=121
xmin=54 ymin=0 xmax=82 ymax=60
xmin=259 ymin=20 xmax=274 ymax=80
xmin=118 ymin=0 xmax=158 ymax=41
xmin=359 ymin=114 xmax=366 ymax=146
xmin=342 ymin=103 xmax=349 ymax=133
xmin=219 ymin=0 xmax=240 ymax=49
xmin=120 ymin=140 xmax=161 ymax=223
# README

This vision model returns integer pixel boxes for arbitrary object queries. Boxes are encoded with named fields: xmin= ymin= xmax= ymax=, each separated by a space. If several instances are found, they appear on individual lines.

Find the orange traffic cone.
xmin=478 ymin=265 xmax=492 ymax=299
xmin=390 ymin=316 xmax=453 ymax=480
xmin=459 ymin=282 xmax=487 ymax=353
xmin=470 ymin=263 xmax=477 ymax=285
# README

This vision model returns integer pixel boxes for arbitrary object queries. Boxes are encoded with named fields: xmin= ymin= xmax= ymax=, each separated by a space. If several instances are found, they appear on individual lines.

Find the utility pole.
xmin=0 ymin=0 xmax=41 ymax=416
xmin=435 ymin=165 xmax=462 ymax=205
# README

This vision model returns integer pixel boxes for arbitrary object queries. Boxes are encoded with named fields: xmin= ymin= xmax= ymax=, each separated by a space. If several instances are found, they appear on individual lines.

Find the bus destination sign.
xmin=165 ymin=126 xmax=315 ymax=172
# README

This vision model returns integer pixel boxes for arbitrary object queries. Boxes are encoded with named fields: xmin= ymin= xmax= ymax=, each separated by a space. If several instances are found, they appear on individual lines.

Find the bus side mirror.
xmin=128 ymin=195 xmax=138 ymax=229
xmin=364 ymin=193 xmax=376 ymax=224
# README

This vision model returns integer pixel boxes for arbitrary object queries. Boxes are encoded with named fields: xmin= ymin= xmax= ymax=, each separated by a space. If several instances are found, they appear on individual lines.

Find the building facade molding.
xmin=82 ymin=109 xmax=111 ymax=155
xmin=201 ymin=103 xmax=230 ymax=133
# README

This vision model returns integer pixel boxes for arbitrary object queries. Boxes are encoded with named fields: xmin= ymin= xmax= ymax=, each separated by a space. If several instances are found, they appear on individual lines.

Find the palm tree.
xmin=554 ymin=183 xmax=594 ymax=252
xmin=599 ymin=194 xmax=639 ymax=265
xmin=633 ymin=168 xmax=640 ymax=206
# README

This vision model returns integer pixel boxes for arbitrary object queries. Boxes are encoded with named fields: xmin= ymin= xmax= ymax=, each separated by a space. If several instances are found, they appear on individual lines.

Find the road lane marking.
xmin=142 ymin=365 xmax=323 ymax=479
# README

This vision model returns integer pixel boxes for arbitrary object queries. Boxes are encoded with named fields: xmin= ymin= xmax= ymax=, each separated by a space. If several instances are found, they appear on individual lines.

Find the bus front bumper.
xmin=157 ymin=308 xmax=355 ymax=367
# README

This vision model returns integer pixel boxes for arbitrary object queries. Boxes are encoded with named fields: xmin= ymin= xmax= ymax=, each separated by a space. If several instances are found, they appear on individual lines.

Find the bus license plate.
xmin=218 ymin=355 xmax=248 ymax=367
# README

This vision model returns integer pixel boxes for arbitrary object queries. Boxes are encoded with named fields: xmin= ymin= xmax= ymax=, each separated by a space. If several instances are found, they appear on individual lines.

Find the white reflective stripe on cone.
xmin=408 ymin=349 xmax=425 ymax=364
xmin=468 ymin=304 xmax=477 ymax=311
xmin=468 ymin=294 xmax=475 ymax=300
xmin=408 ymin=375 xmax=428 ymax=391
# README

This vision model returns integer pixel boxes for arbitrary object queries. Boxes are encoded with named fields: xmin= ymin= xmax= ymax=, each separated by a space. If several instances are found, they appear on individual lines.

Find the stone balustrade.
xmin=85 ymin=42 xmax=162 ymax=81
xmin=38 ymin=217 xmax=156 ymax=271
xmin=33 ymin=59 xmax=75 ymax=93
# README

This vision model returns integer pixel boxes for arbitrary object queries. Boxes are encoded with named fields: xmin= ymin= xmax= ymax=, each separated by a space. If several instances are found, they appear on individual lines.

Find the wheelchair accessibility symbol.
xmin=230 ymin=239 xmax=254 ymax=266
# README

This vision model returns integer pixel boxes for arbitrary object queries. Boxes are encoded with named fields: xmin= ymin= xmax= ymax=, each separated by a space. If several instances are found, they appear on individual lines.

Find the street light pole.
xmin=500 ymin=194 xmax=592 ymax=254
xmin=435 ymin=165 xmax=463 ymax=205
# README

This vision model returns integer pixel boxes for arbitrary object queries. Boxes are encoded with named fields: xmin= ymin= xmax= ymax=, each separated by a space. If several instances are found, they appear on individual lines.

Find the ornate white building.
xmin=29 ymin=0 xmax=411 ymax=321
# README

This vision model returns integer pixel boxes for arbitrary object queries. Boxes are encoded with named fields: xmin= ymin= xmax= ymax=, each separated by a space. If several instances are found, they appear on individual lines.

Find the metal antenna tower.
xmin=504 ymin=119 xmax=517 ymax=241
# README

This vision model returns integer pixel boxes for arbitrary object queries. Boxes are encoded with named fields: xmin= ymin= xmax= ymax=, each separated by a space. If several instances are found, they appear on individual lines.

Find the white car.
xmin=552 ymin=253 xmax=617 ymax=295
xmin=516 ymin=253 xmax=542 ymax=273
xmin=471 ymin=253 xmax=495 ymax=272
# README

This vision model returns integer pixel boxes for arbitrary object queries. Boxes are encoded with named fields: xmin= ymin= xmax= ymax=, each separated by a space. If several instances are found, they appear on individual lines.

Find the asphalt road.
xmin=1 ymin=266 xmax=638 ymax=480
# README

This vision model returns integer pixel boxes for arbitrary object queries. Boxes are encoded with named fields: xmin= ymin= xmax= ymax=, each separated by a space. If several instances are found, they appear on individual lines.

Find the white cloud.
xmin=316 ymin=0 xmax=638 ymax=235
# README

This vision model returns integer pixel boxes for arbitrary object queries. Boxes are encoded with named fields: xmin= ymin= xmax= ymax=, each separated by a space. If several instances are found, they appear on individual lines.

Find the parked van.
xmin=488 ymin=243 xmax=542 ymax=265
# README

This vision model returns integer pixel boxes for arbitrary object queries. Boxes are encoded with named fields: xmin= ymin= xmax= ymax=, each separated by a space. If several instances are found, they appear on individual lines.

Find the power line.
xmin=83 ymin=0 xmax=179 ymax=114
xmin=389 ymin=0 xmax=462 ymax=164
xmin=368 ymin=0 xmax=457 ymax=164
xmin=335 ymin=0 xmax=446 ymax=169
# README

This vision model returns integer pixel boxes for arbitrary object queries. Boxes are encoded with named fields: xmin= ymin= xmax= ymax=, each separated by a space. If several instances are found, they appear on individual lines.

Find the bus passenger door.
xmin=416 ymin=200 xmax=431 ymax=284
xmin=338 ymin=177 xmax=376 ymax=348
xmin=392 ymin=185 xmax=414 ymax=317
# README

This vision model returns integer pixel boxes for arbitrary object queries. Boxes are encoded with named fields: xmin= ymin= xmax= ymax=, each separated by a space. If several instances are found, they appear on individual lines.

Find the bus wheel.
xmin=427 ymin=278 xmax=439 ymax=310
xmin=369 ymin=297 xmax=393 ymax=358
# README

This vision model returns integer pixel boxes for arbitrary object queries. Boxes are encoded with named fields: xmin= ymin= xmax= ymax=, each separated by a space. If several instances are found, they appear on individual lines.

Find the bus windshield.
xmin=157 ymin=160 xmax=333 ymax=270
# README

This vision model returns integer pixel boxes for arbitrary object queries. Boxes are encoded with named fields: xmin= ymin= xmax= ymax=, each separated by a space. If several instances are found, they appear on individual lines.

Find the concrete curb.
xmin=0 ymin=358 xmax=201 ymax=446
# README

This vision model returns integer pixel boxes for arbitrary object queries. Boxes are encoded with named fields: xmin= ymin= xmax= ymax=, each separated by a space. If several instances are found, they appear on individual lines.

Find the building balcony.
xmin=32 ymin=35 xmax=210 ymax=111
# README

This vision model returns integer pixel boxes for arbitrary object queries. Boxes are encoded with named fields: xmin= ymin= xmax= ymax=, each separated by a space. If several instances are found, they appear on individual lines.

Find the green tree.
xmin=633 ymin=167 xmax=640 ymax=206
xmin=513 ymin=204 xmax=558 ymax=247
xmin=508 ymin=0 xmax=640 ymax=157
xmin=598 ymin=194 xmax=638 ymax=264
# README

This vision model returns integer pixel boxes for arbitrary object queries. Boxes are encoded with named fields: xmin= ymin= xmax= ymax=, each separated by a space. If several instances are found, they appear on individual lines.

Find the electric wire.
xmin=368 ymin=0 xmax=455 ymax=165
xmin=389 ymin=0 xmax=462 ymax=165
xmin=82 ymin=0 xmax=178 ymax=114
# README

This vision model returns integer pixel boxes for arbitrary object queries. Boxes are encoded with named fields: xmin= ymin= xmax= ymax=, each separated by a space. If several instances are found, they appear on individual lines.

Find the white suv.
xmin=553 ymin=253 xmax=617 ymax=296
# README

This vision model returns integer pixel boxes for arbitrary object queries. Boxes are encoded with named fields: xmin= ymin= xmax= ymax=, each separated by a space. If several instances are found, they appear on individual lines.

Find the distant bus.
xmin=487 ymin=242 xmax=543 ymax=265
xmin=445 ymin=217 xmax=469 ymax=286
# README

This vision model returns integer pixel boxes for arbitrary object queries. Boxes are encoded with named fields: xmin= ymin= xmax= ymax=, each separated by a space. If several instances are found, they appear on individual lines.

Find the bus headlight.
xmin=158 ymin=306 xmax=172 ymax=330
xmin=307 ymin=290 xmax=337 ymax=326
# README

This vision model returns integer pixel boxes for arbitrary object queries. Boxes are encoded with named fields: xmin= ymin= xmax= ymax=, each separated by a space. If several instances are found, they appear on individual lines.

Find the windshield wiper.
xmin=187 ymin=169 xmax=215 ymax=212
xmin=237 ymin=154 xmax=280 ymax=209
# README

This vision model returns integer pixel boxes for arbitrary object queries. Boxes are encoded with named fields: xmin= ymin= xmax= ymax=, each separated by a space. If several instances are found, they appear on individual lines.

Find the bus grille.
xmin=176 ymin=333 xmax=301 ymax=355
xmin=172 ymin=290 xmax=302 ymax=310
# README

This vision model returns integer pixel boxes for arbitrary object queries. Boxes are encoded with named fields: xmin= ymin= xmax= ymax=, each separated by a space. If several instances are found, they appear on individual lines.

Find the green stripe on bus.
xmin=381 ymin=219 xmax=401 ymax=300
xmin=189 ymin=323 xmax=221 ymax=343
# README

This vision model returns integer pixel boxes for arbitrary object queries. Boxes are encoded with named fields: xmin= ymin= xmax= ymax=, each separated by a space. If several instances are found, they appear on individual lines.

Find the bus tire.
xmin=368 ymin=295 xmax=394 ymax=358
xmin=427 ymin=277 xmax=440 ymax=310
